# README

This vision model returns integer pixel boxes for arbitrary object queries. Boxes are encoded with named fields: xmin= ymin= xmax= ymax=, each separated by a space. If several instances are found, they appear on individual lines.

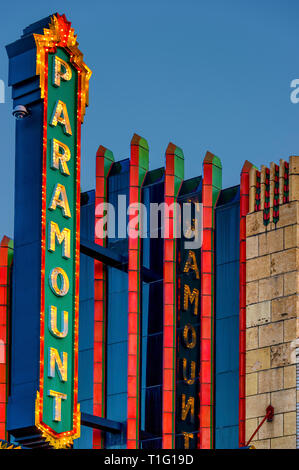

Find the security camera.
xmin=12 ymin=105 xmax=30 ymax=120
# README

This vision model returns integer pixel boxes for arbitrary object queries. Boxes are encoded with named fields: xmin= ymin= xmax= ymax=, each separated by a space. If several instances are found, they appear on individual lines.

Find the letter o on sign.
xmin=183 ymin=323 xmax=196 ymax=349
xmin=49 ymin=267 xmax=70 ymax=296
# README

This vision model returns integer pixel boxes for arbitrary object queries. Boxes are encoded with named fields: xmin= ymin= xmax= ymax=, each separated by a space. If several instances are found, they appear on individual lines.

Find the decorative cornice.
xmin=34 ymin=13 xmax=91 ymax=122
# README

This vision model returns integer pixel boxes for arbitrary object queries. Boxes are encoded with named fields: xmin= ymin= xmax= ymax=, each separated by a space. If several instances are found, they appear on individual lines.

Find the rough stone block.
xmin=270 ymin=388 xmax=296 ymax=413
xmin=276 ymin=202 xmax=297 ymax=229
xmin=246 ymin=211 xmax=265 ymax=237
xmin=284 ymin=318 xmax=296 ymax=342
xmin=284 ymin=412 xmax=296 ymax=436
xmin=289 ymin=155 xmax=299 ymax=175
xmin=284 ymin=365 xmax=296 ymax=389
xmin=246 ymin=236 xmax=259 ymax=259
xmin=283 ymin=271 xmax=297 ymax=296
xmin=246 ymin=281 xmax=259 ymax=305
xmin=271 ymin=343 xmax=292 ymax=367
xmin=246 ymin=393 xmax=270 ymax=419
xmin=247 ymin=255 xmax=270 ymax=282
xmin=245 ymin=418 xmax=258 ymax=442
xmin=259 ymin=322 xmax=283 ymax=347
xmin=247 ymin=301 xmax=271 ymax=327
xmin=270 ymin=248 xmax=297 ymax=276
xmin=258 ymin=368 xmax=283 ymax=393
xmin=258 ymin=413 xmax=283 ymax=440
xmin=284 ymin=225 xmax=297 ymax=250
xmin=259 ymin=229 xmax=283 ymax=256
xmin=246 ymin=372 xmax=258 ymax=396
xmin=270 ymin=435 xmax=296 ymax=449
xmin=272 ymin=295 xmax=297 ymax=322
xmin=252 ymin=439 xmax=270 ymax=449
xmin=258 ymin=276 xmax=283 ymax=302
xmin=289 ymin=174 xmax=299 ymax=202
xmin=246 ymin=348 xmax=270 ymax=373
xmin=246 ymin=327 xmax=258 ymax=350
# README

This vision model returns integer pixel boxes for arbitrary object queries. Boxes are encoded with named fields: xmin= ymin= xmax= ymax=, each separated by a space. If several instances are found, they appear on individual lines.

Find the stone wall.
xmin=245 ymin=157 xmax=299 ymax=449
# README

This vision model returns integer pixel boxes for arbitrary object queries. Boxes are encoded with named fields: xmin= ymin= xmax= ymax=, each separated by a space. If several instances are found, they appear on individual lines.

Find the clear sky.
xmin=0 ymin=0 xmax=298 ymax=237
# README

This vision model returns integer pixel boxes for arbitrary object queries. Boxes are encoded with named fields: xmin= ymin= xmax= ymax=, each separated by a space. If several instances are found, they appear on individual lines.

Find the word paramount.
xmin=33 ymin=13 xmax=91 ymax=448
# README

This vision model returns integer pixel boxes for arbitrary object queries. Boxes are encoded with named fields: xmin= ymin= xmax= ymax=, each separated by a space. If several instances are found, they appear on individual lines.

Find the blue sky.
xmin=0 ymin=0 xmax=299 ymax=237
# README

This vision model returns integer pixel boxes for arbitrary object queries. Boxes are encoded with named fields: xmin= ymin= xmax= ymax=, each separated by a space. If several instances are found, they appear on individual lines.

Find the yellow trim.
xmin=35 ymin=391 xmax=81 ymax=449
xmin=34 ymin=14 xmax=91 ymax=122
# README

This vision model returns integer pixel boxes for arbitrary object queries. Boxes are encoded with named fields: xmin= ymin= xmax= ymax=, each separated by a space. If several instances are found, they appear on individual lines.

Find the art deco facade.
xmin=0 ymin=14 xmax=298 ymax=449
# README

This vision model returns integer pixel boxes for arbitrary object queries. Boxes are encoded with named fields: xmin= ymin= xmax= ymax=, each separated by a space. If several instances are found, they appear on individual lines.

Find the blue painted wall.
xmin=6 ymin=16 xmax=55 ymax=435
xmin=106 ymin=159 xmax=129 ymax=449
xmin=215 ymin=189 xmax=240 ymax=449
xmin=73 ymin=190 xmax=95 ymax=448
xmin=140 ymin=172 xmax=164 ymax=449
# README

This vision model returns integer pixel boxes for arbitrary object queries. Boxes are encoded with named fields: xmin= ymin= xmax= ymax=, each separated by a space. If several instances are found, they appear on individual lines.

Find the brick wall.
xmin=245 ymin=157 xmax=299 ymax=449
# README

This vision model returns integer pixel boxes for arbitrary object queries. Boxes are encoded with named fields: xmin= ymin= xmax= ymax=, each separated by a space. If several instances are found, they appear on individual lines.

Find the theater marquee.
xmin=33 ymin=14 xmax=91 ymax=448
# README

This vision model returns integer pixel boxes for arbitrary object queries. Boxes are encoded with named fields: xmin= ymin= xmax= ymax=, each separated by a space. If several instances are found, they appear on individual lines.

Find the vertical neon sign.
xmin=176 ymin=203 xmax=201 ymax=449
xmin=34 ymin=14 xmax=91 ymax=448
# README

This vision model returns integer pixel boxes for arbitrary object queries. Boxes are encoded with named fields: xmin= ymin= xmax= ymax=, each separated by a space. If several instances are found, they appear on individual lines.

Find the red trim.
xmin=239 ymin=160 xmax=252 ymax=447
xmin=36 ymin=42 xmax=82 ymax=442
xmin=162 ymin=143 xmax=184 ymax=449
xmin=38 ymin=49 xmax=49 ymax=426
xmin=199 ymin=152 xmax=221 ymax=449
xmin=0 ymin=236 xmax=13 ymax=441
xmin=93 ymin=147 xmax=114 ymax=448
xmin=283 ymin=162 xmax=289 ymax=203
xmin=200 ymin=164 xmax=213 ymax=449
xmin=127 ymin=134 xmax=148 ymax=449
xmin=73 ymin=63 xmax=82 ymax=439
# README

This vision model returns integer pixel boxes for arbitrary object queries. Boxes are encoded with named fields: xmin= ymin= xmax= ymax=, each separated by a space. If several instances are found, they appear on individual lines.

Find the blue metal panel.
xmin=5 ymin=14 xmax=65 ymax=438
xmin=107 ymin=279 xmax=128 ymax=345
xmin=106 ymin=394 xmax=127 ymax=449
xmin=215 ymin=196 xmax=240 ymax=449
xmin=7 ymin=78 xmax=44 ymax=435
xmin=215 ymin=425 xmax=239 ymax=449
xmin=75 ymin=191 xmax=95 ymax=448
xmin=73 ymin=424 xmax=93 ymax=450
xmin=215 ymin=371 xmax=239 ymax=425
xmin=216 ymin=262 xmax=239 ymax=320
xmin=216 ymin=202 xmax=240 ymax=265
xmin=106 ymin=161 xmax=129 ymax=449
xmin=107 ymin=342 xmax=128 ymax=396
xmin=107 ymin=393 xmax=127 ymax=423
xmin=140 ymin=177 xmax=164 ymax=446
xmin=8 ymin=49 xmax=38 ymax=88
xmin=78 ymin=350 xmax=94 ymax=402
xmin=216 ymin=316 xmax=239 ymax=375
xmin=78 ymin=300 xmax=94 ymax=351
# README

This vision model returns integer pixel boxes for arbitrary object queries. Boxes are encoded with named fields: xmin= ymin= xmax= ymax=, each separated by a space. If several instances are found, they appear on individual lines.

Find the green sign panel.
xmin=34 ymin=14 xmax=91 ymax=448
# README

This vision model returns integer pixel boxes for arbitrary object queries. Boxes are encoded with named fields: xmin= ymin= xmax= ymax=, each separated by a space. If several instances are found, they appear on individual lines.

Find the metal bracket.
xmin=80 ymin=238 xmax=161 ymax=283
xmin=81 ymin=412 xmax=122 ymax=434
xmin=245 ymin=405 xmax=275 ymax=446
